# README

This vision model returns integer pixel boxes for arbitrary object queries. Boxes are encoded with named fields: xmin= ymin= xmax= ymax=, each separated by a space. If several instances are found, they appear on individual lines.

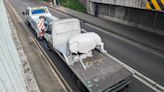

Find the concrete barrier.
xmin=95 ymin=3 xmax=164 ymax=36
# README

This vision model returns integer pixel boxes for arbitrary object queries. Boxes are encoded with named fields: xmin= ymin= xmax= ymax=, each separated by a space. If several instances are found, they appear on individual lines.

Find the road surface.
xmin=7 ymin=0 xmax=164 ymax=91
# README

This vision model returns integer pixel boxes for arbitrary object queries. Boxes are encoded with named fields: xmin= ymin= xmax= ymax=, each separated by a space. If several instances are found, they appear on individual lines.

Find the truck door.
xmin=45 ymin=25 xmax=52 ymax=44
xmin=27 ymin=9 xmax=36 ymax=30
xmin=26 ymin=9 xmax=30 ymax=22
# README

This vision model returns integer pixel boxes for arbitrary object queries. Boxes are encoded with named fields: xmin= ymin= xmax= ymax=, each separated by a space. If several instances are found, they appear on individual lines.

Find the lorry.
xmin=22 ymin=6 xmax=58 ymax=39
xmin=44 ymin=18 xmax=132 ymax=92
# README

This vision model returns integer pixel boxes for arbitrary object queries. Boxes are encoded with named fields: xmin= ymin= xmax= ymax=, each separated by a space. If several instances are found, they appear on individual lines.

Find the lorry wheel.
xmin=26 ymin=20 xmax=31 ymax=27
xmin=28 ymin=22 xmax=31 ymax=27
xmin=76 ymin=79 xmax=87 ymax=92
xmin=45 ymin=40 xmax=51 ymax=51
xmin=34 ymin=31 xmax=38 ymax=38
xmin=125 ymin=84 xmax=129 ymax=88
xmin=35 ymin=32 xmax=40 ymax=40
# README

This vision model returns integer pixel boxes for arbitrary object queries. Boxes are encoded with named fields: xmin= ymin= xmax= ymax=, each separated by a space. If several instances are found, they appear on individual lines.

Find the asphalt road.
xmin=7 ymin=0 xmax=164 ymax=92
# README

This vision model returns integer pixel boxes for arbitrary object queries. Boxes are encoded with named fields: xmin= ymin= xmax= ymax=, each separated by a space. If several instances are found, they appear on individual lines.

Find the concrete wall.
xmin=0 ymin=1 xmax=27 ymax=92
xmin=78 ymin=0 xmax=86 ymax=7
xmin=86 ymin=0 xmax=96 ymax=15
xmin=86 ymin=0 xmax=164 ymax=36
xmin=90 ymin=0 xmax=147 ymax=9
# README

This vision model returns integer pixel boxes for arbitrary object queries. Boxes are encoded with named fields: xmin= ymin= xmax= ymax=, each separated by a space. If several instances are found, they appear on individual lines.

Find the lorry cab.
xmin=23 ymin=6 xmax=57 ymax=39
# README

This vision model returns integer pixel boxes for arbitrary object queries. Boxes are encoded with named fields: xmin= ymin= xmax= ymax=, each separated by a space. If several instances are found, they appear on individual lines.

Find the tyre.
xmin=34 ymin=31 xmax=38 ymax=38
xmin=76 ymin=79 xmax=88 ymax=92
xmin=26 ymin=19 xmax=31 ymax=27
xmin=125 ymin=84 xmax=129 ymax=88
xmin=45 ymin=40 xmax=51 ymax=51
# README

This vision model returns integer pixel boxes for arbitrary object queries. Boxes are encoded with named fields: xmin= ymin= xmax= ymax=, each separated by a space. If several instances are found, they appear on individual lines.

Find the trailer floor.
xmin=70 ymin=50 xmax=131 ymax=92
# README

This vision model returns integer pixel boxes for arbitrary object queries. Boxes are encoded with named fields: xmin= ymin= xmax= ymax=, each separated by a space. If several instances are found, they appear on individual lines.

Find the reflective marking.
xmin=157 ymin=0 xmax=164 ymax=9
xmin=161 ymin=0 xmax=164 ymax=5
xmin=147 ymin=0 xmax=156 ymax=9
xmin=152 ymin=0 xmax=161 ymax=10
xmin=146 ymin=0 xmax=164 ymax=11
xmin=146 ymin=1 xmax=152 ymax=9
xmin=37 ymin=20 xmax=45 ymax=31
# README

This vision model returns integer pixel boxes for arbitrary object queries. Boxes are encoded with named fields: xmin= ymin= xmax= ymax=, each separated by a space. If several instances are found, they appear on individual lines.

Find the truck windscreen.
xmin=32 ymin=9 xmax=46 ymax=14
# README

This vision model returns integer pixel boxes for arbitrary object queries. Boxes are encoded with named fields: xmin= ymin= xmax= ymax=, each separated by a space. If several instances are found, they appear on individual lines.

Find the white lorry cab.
xmin=22 ymin=6 xmax=58 ymax=39
xmin=44 ymin=18 xmax=132 ymax=92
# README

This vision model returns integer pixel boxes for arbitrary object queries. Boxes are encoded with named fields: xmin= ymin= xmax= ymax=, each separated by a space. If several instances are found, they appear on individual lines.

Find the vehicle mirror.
xmin=46 ymin=30 xmax=51 ymax=34
xmin=22 ymin=12 xmax=26 ymax=15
